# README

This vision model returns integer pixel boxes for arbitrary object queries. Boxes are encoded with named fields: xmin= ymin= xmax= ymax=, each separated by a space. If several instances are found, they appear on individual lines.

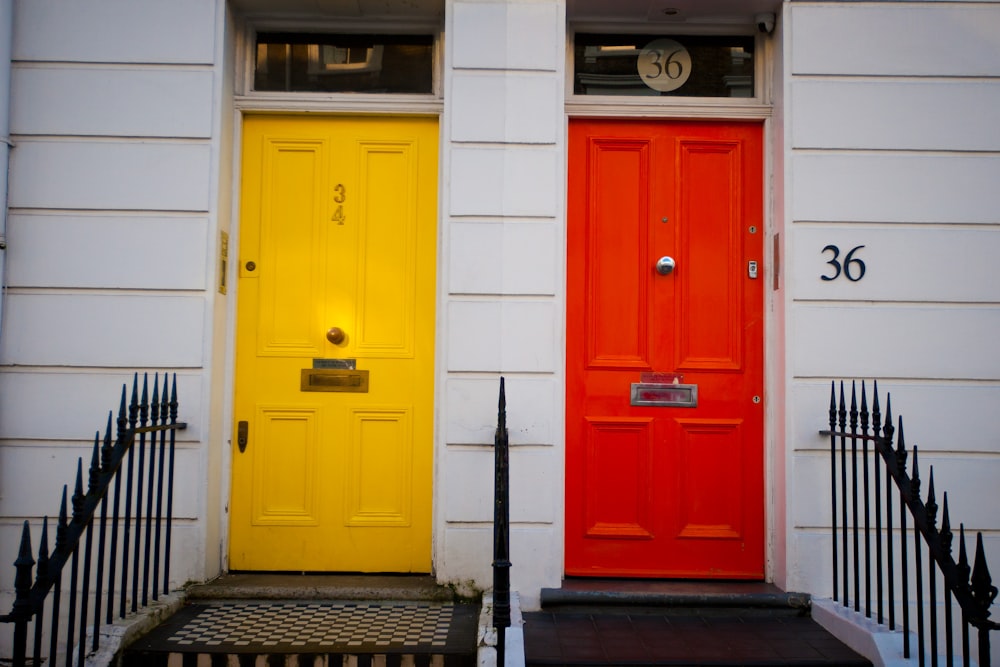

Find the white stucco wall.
xmin=0 ymin=2 xmax=228 ymax=647
xmin=435 ymin=0 xmax=567 ymax=609
xmin=782 ymin=1 xmax=1000 ymax=656
xmin=3 ymin=0 xmax=1000 ymax=661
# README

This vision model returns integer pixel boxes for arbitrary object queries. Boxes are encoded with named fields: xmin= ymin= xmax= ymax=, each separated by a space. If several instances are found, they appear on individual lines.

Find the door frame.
xmin=562 ymin=28 xmax=781 ymax=583
xmin=230 ymin=111 xmax=441 ymax=573
xmin=221 ymin=109 xmax=445 ymax=572
xmin=218 ymin=20 xmax=447 ymax=574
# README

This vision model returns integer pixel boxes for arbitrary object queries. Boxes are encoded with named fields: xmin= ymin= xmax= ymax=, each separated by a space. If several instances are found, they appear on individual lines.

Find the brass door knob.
xmin=326 ymin=327 xmax=346 ymax=345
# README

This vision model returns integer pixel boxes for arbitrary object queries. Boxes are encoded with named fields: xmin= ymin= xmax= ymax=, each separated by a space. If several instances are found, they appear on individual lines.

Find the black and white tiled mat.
xmin=128 ymin=601 xmax=479 ymax=655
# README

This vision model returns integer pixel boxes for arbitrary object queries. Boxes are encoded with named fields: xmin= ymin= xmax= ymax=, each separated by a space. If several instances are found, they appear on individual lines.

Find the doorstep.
xmin=523 ymin=580 xmax=871 ymax=666
xmin=119 ymin=574 xmax=481 ymax=667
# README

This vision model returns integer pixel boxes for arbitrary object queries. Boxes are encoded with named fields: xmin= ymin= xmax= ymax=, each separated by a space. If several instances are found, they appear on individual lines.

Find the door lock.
xmin=237 ymin=421 xmax=248 ymax=453
xmin=748 ymin=261 xmax=759 ymax=279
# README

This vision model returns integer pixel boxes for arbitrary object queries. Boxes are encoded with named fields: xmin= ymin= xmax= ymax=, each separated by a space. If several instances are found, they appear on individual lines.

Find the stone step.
xmin=186 ymin=574 xmax=459 ymax=603
xmin=524 ymin=581 xmax=870 ymax=666
xmin=540 ymin=579 xmax=811 ymax=612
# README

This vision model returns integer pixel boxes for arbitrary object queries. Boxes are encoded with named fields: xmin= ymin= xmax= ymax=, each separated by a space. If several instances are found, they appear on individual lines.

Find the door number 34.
xmin=821 ymin=244 xmax=866 ymax=282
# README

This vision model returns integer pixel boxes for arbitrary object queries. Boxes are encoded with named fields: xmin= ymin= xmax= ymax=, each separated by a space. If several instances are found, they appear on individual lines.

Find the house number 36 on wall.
xmin=821 ymin=244 xmax=866 ymax=282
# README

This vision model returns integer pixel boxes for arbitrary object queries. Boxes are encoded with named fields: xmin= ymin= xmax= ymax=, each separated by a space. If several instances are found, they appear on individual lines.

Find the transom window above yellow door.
xmin=254 ymin=33 xmax=434 ymax=94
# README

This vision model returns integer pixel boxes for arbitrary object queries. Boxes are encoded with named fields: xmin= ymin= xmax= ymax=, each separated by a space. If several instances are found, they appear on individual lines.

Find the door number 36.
xmin=821 ymin=244 xmax=866 ymax=282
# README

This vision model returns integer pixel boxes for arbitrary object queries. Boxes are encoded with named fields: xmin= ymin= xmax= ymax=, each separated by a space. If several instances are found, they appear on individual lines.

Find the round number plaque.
xmin=637 ymin=38 xmax=692 ymax=93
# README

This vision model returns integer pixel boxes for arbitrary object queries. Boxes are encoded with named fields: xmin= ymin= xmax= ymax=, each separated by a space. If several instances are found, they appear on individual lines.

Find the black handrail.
xmin=1 ymin=373 xmax=186 ymax=667
xmin=493 ymin=377 xmax=511 ymax=666
xmin=823 ymin=380 xmax=998 ymax=667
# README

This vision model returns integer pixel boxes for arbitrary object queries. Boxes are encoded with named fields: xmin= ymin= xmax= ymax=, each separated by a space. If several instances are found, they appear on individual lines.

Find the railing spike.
xmin=971 ymin=532 xmax=997 ymax=622
xmin=117 ymin=384 xmax=128 ymax=443
xmin=838 ymin=381 xmax=847 ymax=430
xmin=160 ymin=372 xmax=169 ymax=420
xmin=871 ymin=382 xmax=883 ymax=453
xmin=13 ymin=519 xmax=35 ymax=598
xmin=498 ymin=376 xmax=506 ymax=426
xmin=102 ymin=411 xmax=114 ymax=472
xmin=73 ymin=458 xmax=86 ymax=522
xmin=940 ymin=492 xmax=953 ymax=556
xmin=926 ymin=465 xmax=937 ymax=531
xmin=958 ymin=524 xmax=971 ymax=585
xmin=10 ymin=519 xmax=35 ymax=664
xmin=55 ymin=486 xmax=69 ymax=552
xmin=895 ymin=415 xmax=907 ymax=474
xmin=850 ymin=381 xmax=858 ymax=430
xmin=140 ymin=372 xmax=150 ymax=425
xmin=129 ymin=373 xmax=140 ymax=430
xmin=910 ymin=444 xmax=921 ymax=500
xmin=90 ymin=434 xmax=102 ymax=494
xmin=829 ymin=381 xmax=837 ymax=424
xmin=37 ymin=516 xmax=50 ymax=583
xmin=860 ymin=381 xmax=870 ymax=431
xmin=151 ymin=373 xmax=161 ymax=424
xmin=884 ymin=393 xmax=895 ymax=442
xmin=169 ymin=373 xmax=179 ymax=421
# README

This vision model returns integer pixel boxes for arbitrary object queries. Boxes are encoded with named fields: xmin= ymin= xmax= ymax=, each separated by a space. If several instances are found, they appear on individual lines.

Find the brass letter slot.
xmin=301 ymin=369 xmax=369 ymax=393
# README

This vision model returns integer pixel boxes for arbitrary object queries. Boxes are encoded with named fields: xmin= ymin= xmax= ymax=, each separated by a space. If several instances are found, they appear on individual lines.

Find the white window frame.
xmin=565 ymin=25 xmax=773 ymax=120
xmin=233 ymin=16 xmax=444 ymax=114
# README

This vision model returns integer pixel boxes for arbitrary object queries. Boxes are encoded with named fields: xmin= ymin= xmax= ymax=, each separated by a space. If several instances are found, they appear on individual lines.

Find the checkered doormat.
xmin=128 ymin=601 xmax=479 ymax=655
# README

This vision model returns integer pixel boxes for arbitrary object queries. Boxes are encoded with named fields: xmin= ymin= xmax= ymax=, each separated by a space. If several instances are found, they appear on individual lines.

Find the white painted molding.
xmin=478 ymin=592 xmax=525 ymax=667
xmin=811 ymin=597 xmax=974 ymax=667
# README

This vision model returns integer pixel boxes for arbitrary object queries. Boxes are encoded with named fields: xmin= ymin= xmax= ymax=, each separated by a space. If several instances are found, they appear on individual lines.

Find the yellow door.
xmin=230 ymin=115 xmax=438 ymax=572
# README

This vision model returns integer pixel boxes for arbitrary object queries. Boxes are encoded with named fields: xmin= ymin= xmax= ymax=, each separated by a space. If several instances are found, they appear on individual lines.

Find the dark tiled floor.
xmin=523 ymin=609 xmax=872 ymax=666
xmin=128 ymin=600 xmax=479 ymax=655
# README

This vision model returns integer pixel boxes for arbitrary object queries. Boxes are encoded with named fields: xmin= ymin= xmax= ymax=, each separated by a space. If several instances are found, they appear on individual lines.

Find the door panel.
xmin=231 ymin=115 xmax=437 ymax=572
xmin=252 ymin=407 xmax=319 ymax=525
xmin=583 ymin=418 xmax=655 ymax=539
xmin=566 ymin=119 xmax=764 ymax=578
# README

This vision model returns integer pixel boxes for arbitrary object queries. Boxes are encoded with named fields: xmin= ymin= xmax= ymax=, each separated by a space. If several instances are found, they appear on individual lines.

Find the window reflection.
xmin=255 ymin=33 xmax=433 ymax=94
xmin=575 ymin=34 xmax=755 ymax=98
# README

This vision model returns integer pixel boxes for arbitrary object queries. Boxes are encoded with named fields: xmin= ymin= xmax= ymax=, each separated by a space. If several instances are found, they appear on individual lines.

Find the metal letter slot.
xmin=301 ymin=369 xmax=370 ymax=393
xmin=630 ymin=383 xmax=698 ymax=408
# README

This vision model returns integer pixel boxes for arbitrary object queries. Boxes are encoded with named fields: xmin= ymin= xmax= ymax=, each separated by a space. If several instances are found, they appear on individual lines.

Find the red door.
xmin=566 ymin=119 xmax=765 ymax=578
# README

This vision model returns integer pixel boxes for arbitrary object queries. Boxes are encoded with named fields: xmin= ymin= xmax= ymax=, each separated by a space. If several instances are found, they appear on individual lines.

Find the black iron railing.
xmin=493 ymin=377 xmax=511 ymax=666
xmin=823 ymin=380 xmax=998 ymax=667
xmin=1 ymin=373 xmax=186 ymax=667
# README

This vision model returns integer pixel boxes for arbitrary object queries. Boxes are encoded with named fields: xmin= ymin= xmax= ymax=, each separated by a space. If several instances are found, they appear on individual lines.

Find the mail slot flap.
xmin=301 ymin=369 xmax=369 ymax=393
xmin=630 ymin=383 xmax=697 ymax=408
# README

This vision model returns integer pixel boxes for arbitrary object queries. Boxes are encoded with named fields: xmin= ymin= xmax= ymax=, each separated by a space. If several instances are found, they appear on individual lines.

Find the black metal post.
xmin=850 ymin=383 xmax=861 ymax=612
xmin=971 ymin=533 xmax=997 ymax=667
xmin=839 ymin=382 xmax=849 ymax=606
xmin=871 ymin=383 xmax=884 ymax=624
xmin=8 ymin=522 xmax=35 ymax=667
xmin=883 ymin=397 xmax=896 ymax=630
xmin=493 ymin=377 xmax=511 ymax=667
xmin=132 ymin=376 xmax=150 ymax=613
xmin=829 ymin=383 xmax=839 ymax=602
xmin=164 ymin=374 xmax=179 ymax=594
xmin=120 ymin=377 xmax=139 ymax=617
xmin=859 ymin=383 xmax=872 ymax=618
